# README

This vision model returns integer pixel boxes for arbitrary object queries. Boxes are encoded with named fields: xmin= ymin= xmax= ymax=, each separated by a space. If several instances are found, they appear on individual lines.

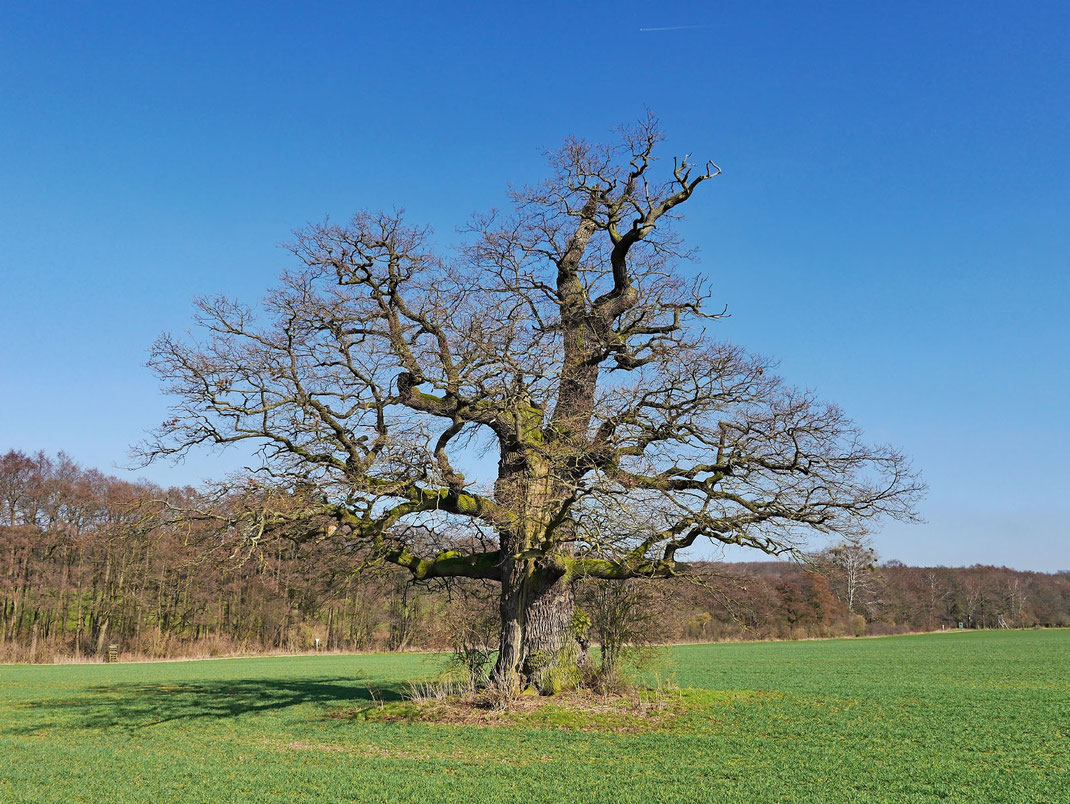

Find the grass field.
xmin=1 ymin=631 xmax=1067 ymax=803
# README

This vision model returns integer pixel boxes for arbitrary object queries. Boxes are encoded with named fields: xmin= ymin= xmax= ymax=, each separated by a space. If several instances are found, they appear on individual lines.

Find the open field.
xmin=1 ymin=631 xmax=1067 ymax=803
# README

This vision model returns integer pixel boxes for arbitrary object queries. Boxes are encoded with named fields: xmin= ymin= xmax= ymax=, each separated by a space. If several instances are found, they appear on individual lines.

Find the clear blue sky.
xmin=2 ymin=1 xmax=1067 ymax=571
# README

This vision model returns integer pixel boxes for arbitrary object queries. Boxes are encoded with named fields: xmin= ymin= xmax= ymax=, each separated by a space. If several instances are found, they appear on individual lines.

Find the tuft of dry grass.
xmin=338 ymin=684 xmax=686 ymax=734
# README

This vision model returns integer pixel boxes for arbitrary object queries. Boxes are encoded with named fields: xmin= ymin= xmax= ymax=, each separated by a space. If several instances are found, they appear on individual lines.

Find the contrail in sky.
xmin=638 ymin=24 xmax=711 ymax=32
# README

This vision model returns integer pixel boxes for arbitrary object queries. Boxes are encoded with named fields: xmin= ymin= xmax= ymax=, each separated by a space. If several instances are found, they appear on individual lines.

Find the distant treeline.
xmin=2 ymin=450 xmax=1068 ymax=663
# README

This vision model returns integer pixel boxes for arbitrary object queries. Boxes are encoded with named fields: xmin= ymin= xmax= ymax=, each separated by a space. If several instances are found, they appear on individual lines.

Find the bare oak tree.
xmin=143 ymin=118 xmax=923 ymax=690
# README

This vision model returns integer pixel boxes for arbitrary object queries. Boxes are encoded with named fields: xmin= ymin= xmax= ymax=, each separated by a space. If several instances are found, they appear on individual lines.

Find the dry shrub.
xmin=441 ymin=582 xmax=500 ymax=689
xmin=578 ymin=578 xmax=668 ymax=691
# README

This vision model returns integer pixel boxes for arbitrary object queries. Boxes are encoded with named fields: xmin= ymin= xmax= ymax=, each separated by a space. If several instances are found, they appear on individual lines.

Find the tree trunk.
xmin=491 ymin=559 xmax=583 ymax=693
xmin=523 ymin=572 xmax=585 ymax=667
xmin=489 ymin=447 xmax=585 ymax=693
xmin=491 ymin=552 xmax=528 ymax=691
xmin=522 ymin=572 xmax=587 ymax=691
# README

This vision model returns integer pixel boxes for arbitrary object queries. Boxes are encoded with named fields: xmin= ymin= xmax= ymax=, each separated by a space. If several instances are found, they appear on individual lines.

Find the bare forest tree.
xmin=815 ymin=540 xmax=884 ymax=619
xmin=143 ymin=118 xmax=923 ymax=691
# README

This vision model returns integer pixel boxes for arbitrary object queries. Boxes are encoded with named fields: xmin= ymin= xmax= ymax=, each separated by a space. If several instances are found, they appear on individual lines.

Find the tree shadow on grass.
xmin=5 ymin=676 xmax=408 ymax=735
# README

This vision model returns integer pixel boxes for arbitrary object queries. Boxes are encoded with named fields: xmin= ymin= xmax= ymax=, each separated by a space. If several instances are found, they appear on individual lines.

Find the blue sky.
xmin=2 ymin=1 xmax=1067 ymax=570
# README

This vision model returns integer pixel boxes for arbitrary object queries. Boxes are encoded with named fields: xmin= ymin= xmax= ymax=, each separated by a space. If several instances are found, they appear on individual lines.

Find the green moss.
xmin=528 ymin=642 xmax=584 ymax=696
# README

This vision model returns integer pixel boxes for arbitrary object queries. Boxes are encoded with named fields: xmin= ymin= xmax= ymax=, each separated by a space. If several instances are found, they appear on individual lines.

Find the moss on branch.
xmin=387 ymin=547 xmax=502 ymax=581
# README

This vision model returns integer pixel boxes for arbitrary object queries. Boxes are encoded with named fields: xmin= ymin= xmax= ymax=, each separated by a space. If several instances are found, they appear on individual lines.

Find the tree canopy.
xmin=144 ymin=117 xmax=923 ymax=689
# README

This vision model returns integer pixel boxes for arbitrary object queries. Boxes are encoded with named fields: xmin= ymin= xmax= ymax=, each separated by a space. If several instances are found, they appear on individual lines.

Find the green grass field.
xmin=1 ymin=631 xmax=1067 ymax=803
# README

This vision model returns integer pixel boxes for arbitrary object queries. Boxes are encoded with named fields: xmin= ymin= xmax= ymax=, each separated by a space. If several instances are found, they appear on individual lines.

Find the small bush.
xmin=849 ymin=614 xmax=867 ymax=637
xmin=578 ymin=578 xmax=667 ymax=691
xmin=442 ymin=583 xmax=500 ymax=689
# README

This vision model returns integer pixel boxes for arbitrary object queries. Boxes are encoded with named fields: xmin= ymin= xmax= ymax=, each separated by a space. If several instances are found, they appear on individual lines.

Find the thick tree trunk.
xmin=491 ymin=560 xmax=583 ymax=693
xmin=523 ymin=573 xmax=585 ymax=667
xmin=523 ymin=574 xmax=572 ymax=659
xmin=489 ymin=444 xmax=585 ymax=693
xmin=521 ymin=572 xmax=587 ymax=691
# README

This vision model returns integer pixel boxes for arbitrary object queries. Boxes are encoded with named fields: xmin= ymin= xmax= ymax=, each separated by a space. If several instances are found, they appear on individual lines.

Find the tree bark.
xmin=521 ymin=571 xmax=586 ymax=681
xmin=491 ymin=550 xmax=583 ymax=691
xmin=491 ymin=552 xmax=527 ymax=690
xmin=523 ymin=573 xmax=572 ymax=660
